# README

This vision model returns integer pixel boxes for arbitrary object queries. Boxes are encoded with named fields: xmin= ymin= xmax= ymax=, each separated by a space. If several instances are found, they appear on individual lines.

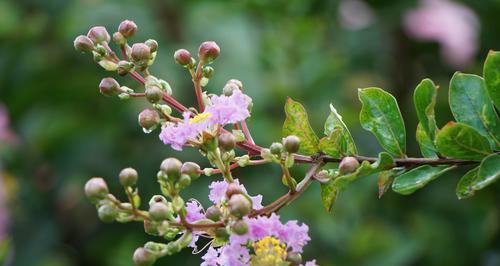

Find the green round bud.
xmin=98 ymin=204 xmax=118 ymax=223
xmin=145 ymin=86 xmax=163 ymax=103
xmin=84 ymin=177 xmax=109 ymax=203
xmin=174 ymin=49 xmax=191 ymax=66
xmin=149 ymin=202 xmax=170 ymax=221
xmin=145 ymin=39 xmax=158 ymax=53
xmin=286 ymin=252 xmax=302 ymax=266
xmin=160 ymin=158 xmax=182 ymax=180
xmin=99 ymin=77 xmax=121 ymax=97
xmin=202 ymin=66 xmax=214 ymax=79
xmin=205 ymin=205 xmax=222 ymax=221
xmin=225 ymin=183 xmax=243 ymax=199
xmin=87 ymin=26 xmax=110 ymax=44
xmin=283 ymin=135 xmax=300 ymax=153
xmin=177 ymin=174 xmax=191 ymax=189
xmin=215 ymin=227 xmax=230 ymax=241
xmin=232 ymin=220 xmax=248 ymax=235
xmin=270 ymin=142 xmax=284 ymax=155
xmin=181 ymin=162 xmax=201 ymax=180
xmin=148 ymin=195 xmax=168 ymax=207
xmin=198 ymin=41 xmax=220 ymax=63
xmin=227 ymin=79 xmax=243 ymax=90
xmin=138 ymin=108 xmax=160 ymax=132
xmin=228 ymin=194 xmax=252 ymax=218
xmin=223 ymin=82 xmax=239 ymax=96
xmin=118 ymin=20 xmax=138 ymax=38
xmin=112 ymin=32 xmax=126 ymax=45
xmin=119 ymin=167 xmax=138 ymax=187
xmin=74 ymin=35 xmax=94 ymax=53
xmin=133 ymin=247 xmax=156 ymax=266
xmin=218 ymin=132 xmax=236 ymax=152
xmin=339 ymin=156 xmax=360 ymax=174
xmin=117 ymin=60 xmax=134 ymax=76
xmin=131 ymin=43 xmax=151 ymax=62
xmin=143 ymin=220 xmax=159 ymax=236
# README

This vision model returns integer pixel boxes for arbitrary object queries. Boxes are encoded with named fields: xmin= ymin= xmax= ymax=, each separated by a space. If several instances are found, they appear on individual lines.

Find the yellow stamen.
xmin=251 ymin=236 xmax=287 ymax=266
xmin=189 ymin=113 xmax=212 ymax=124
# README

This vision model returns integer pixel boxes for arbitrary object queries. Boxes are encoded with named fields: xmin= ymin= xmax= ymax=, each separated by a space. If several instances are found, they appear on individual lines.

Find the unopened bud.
xmin=119 ymin=167 xmax=138 ymax=187
xmin=84 ymin=177 xmax=109 ymax=203
xmin=227 ymin=79 xmax=243 ymax=90
xmin=228 ymin=194 xmax=252 ymax=218
xmin=98 ymin=204 xmax=118 ymax=223
xmin=232 ymin=220 xmax=248 ymax=235
xmin=74 ymin=35 xmax=94 ymax=53
xmin=225 ymin=183 xmax=243 ymax=199
xmin=99 ymin=77 xmax=121 ymax=97
xmin=202 ymin=66 xmax=214 ymax=79
xmin=177 ymin=174 xmax=191 ymax=189
xmin=218 ymin=132 xmax=236 ymax=152
xmin=133 ymin=247 xmax=156 ymax=266
xmin=145 ymin=86 xmax=163 ymax=103
xmin=198 ymin=41 xmax=220 ymax=63
xmin=174 ymin=49 xmax=191 ymax=66
xmin=131 ymin=43 xmax=151 ymax=62
xmin=149 ymin=202 xmax=170 ymax=221
xmin=283 ymin=135 xmax=300 ymax=153
xmin=138 ymin=109 xmax=160 ymax=131
xmin=160 ymin=158 xmax=182 ymax=179
xmin=87 ymin=26 xmax=110 ymax=44
xmin=286 ymin=252 xmax=302 ymax=266
xmin=145 ymin=39 xmax=158 ymax=53
xmin=118 ymin=20 xmax=138 ymax=38
xmin=205 ymin=205 xmax=222 ymax=221
xmin=117 ymin=60 xmax=134 ymax=76
xmin=223 ymin=83 xmax=239 ymax=96
xmin=339 ymin=156 xmax=359 ymax=174
xmin=270 ymin=142 xmax=283 ymax=155
xmin=149 ymin=195 xmax=168 ymax=206
xmin=181 ymin=162 xmax=201 ymax=180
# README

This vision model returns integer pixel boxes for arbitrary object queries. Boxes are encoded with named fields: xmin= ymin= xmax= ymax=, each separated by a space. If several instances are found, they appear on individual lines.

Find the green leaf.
xmin=413 ymin=78 xmax=438 ymax=140
xmin=318 ymin=128 xmax=344 ymax=158
xmin=378 ymin=167 xmax=405 ymax=198
xmin=449 ymin=72 xmax=500 ymax=148
xmin=456 ymin=167 xmax=479 ymax=200
xmin=282 ymin=98 xmax=320 ymax=155
xmin=321 ymin=104 xmax=357 ymax=156
xmin=359 ymin=87 xmax=406 ymax=157
xmin=474 ymin=153 xmax=500 ymax=190
xmin=392 ymin=165 xmax=456 ymax=195
xmin=320 ymin=180 xmax=339 ymax=212
xmin=416 ymin=123 xmax=438 ymax=158
xmin=483 ymin=50 xmax=500 ymax=110
xmin=333 ymin=152 xmax=395 ymax=189
xmin=436 ymin=122 xmax=492 ymax=160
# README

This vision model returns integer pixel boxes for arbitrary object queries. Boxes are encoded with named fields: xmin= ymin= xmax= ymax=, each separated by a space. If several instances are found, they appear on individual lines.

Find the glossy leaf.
xmin=413 ymin=78 xmax=438 ymax=140
xmin=483 ymin=50 xmax=500 ymax=110
xmin=416 ymin=123 xmax=438 ymax=158
xmin=320 ymin=180 xmax=339 ymax=212
xmin=436 ymin=122 xmax=492 ymax=160
xmin=456 ymin=167 xmax=479 ymax=200
xmin=378 ymin=167 xmax=405 ymax=198
xmin=449 ymin=72 xmax=500 ymax=148
xmin=392 ymin=165 xmax=456 ymax=195
xmin=333 ymin=152 xmax=395 ymax=189
xmin=473 ymin=153 xmax=500 ymax=190
xmin=318 ymin=128 xmax=344 ymax=158
xmin=321 ymin=104 xmax=357 ymax=156
xmin=359 ymin=87 xmax=406 ymax=157
xmin=282 ymin=98 xmax=319 ymax=155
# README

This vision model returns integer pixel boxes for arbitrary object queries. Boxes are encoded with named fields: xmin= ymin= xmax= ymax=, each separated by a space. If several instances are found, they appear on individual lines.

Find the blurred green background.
xmin=0 ymin=0 xmax=499 ymax=265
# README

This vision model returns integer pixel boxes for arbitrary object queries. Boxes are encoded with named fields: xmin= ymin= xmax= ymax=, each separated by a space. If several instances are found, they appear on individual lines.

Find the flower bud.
xmin=174 ymin=49 xmax=191 ymax=66
xmin=145 ymin=39 xmax=158 ymax=53
xmin=117 ymin=60 xmax=134 ymax=76
xmin=228 ymin=194 xmax=252 ymax=218
xmin=227 ymin=79 xmax=243 ymax=90
xmin=98 ymin=204 xmax=118 ymax=223
xmin=202 ymin=66 xmax=214 ymax=79
xmin=119 ymin=167 xmax=138 ymax=187
xmin=232 ymin=220 xmax=248 ymax=235
xmin=131 ymin=43 xmax=151 ymax=62
xmin=205 ymin=205 xmax=222 ymax=221
xmin=133 ymin=247 xmax=156 ymax=266
xmin=112 ymin=32 xmax=126 ymax=45
xmin=215 ymin=227 xmax=230 ymax=241
xmin=145 ymin=86 xmax=163 ymax=103
xmin=138 ymin=109 xmax=160 ymax=132
xmin=283 ymin=135 xmax=300 ymax=153
xmin=149 ymin=195 xmax=168 ymax=207
xmin=177 ymin=174 xmax=191 ymax=189
xmin=181 ymin=162 xmax=201 ymax=180
xmin=84 ymin=177 xmax=109 ymax=203
xmin=143 ymin=220 xmax=159 ymax=236
xmin=339 ymin=156 xmax=360 ymax=174
xmin=99 ymin=77 xmax=121 ymax=97
xmin=223 ymin=83 xmax=239 ymax=96
xmin=218 ymin=132 xmax=236 ymax=152
xmin=149 ymin=202 xmax=170 ymax=221
xmin=198 ymin=41 xmax=220 ymax=63
xmin=87 ymin=26 xmax=110 ymax=44
xmin=74 ymin=35 xmax=94 ymax=53
xmin=118 ymin=20 xmax=138 ymax=38
xmin=160 ymin=158 xmax=182 ymax=179
xmin=286 ymin=252 xmax=302 ymax=266
xmin=270 ymin=142 xmax=283 ymax=155
xmin=225 ymin=183 xmax=243 ymax=199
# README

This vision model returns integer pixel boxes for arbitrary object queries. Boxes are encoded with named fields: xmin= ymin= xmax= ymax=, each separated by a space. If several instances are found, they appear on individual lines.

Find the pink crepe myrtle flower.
xmin=208 ymin=179 xmax=262 ymax=210
xmin=159 ymin=89 xmax=252 ymax=151
xmin=403 ymin=0 xmax=479 ymax=68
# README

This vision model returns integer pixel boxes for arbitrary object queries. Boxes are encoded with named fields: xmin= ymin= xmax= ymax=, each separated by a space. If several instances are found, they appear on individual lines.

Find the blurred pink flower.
xmin=338 ymin=0 xmax=376 ymax=30
xmin=404 ymin=0 xmax=480 ymax=68
xmin=0 ymin=104 xmax=17 ymax=144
